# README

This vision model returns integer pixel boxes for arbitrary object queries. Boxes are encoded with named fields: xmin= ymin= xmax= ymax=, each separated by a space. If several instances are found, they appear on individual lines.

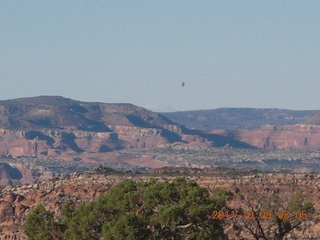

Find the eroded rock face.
xmin=0 ymin=163 xmax=44 ymax=186
xmin=213 ymin=124 xmax=320 ymax=150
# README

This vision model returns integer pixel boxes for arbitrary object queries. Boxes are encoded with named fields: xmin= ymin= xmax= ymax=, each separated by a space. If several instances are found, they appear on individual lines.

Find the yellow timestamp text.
xmin=212 ymin=210 xmax=308 ymax=220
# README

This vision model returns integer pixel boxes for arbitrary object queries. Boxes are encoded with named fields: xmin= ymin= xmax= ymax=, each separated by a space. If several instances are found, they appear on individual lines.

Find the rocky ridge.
xmin=0 ymin=168 xmax=319 ymax=239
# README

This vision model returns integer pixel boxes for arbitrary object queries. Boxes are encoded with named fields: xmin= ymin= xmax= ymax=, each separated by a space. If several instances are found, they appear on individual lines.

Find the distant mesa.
xmin=1 ymin=96 xmax=320 ymax=186
xmin=0 ymin=96 xmax=256 ymax=164
xmin=162 ymin=107 xmax=320 ymax=150
xmin=2 ymin=95 xmax=320 ymax=166
xmin=162 ymin=108 xmax=319 ymax=131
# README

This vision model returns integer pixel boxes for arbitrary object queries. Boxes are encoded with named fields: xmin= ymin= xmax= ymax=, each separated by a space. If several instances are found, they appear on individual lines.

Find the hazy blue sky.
xmin=1 ymin=1 xmax=320 ymax=111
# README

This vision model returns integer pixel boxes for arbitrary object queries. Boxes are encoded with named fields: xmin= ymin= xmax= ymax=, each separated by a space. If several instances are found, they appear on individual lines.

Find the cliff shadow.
xmin=126 ymin=115 xmax=182 ymax=142
xmin=181 ymin=127 xmax=256 ymax=148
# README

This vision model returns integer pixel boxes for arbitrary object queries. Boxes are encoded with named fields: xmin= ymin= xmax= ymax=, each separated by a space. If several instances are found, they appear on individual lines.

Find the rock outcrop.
xmin=0 ymin=169 xmax=318 ymax=239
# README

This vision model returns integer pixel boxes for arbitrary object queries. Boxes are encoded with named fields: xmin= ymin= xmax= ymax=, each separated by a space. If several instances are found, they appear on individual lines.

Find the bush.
xmin=23 ymin=204 xmax=60 ymax=240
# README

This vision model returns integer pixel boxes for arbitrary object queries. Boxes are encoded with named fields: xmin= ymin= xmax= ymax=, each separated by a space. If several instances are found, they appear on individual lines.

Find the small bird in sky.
xmin=181 ymin=82 xmax=185 ymax=87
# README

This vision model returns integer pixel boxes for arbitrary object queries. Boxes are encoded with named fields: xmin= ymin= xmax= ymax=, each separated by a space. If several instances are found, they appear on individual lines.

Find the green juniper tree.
xmin=23 ymin=204 xmax=60 ymax=240
xmin=24 ymin=178 xmax=230 ymax=240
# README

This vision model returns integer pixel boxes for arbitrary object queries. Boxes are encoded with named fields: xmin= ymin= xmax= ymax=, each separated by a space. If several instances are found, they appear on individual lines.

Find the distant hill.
xmin=162 ymin=108 xmax=319 ymax=131
xmin=0 ymin=96 xmax=256 ymax=169
xmin=0 ymin=96 xmax=176 ymax=132
xmin=0 ymin=96 xmax=185 ymax=157
xmin=305 ymin=112 xmax=320 ymax=125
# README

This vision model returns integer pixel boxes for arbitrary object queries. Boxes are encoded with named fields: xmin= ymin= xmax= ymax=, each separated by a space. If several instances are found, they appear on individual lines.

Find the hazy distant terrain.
xmin=1 ymin=96 xmax=320 ymax=185
xmin=162 ymin=108 xmax=319 ymax=131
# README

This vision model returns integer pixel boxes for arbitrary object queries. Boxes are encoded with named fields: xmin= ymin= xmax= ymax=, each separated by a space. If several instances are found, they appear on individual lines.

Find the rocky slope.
xmin=0 ymin=168 xmax=319 ymax=239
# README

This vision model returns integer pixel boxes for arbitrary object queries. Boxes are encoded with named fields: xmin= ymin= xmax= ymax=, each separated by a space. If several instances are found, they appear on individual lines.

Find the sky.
xmin=1 ymin=1 xmax=320 ymax=112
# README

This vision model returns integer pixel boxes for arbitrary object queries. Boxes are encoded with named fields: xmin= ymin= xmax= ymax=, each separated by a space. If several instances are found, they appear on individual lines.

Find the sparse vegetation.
xmin=24 ymin=178 xmax=230 ymax=240
xmin=227 ymin=191 xmax=315 ymax=240
xmin=22 ymin=176 xmax=318 ymax=240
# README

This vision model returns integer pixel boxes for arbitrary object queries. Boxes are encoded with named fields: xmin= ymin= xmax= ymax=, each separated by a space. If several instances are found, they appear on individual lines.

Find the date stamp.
xmin=212 ymin=210 xmax=308 ymax=220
